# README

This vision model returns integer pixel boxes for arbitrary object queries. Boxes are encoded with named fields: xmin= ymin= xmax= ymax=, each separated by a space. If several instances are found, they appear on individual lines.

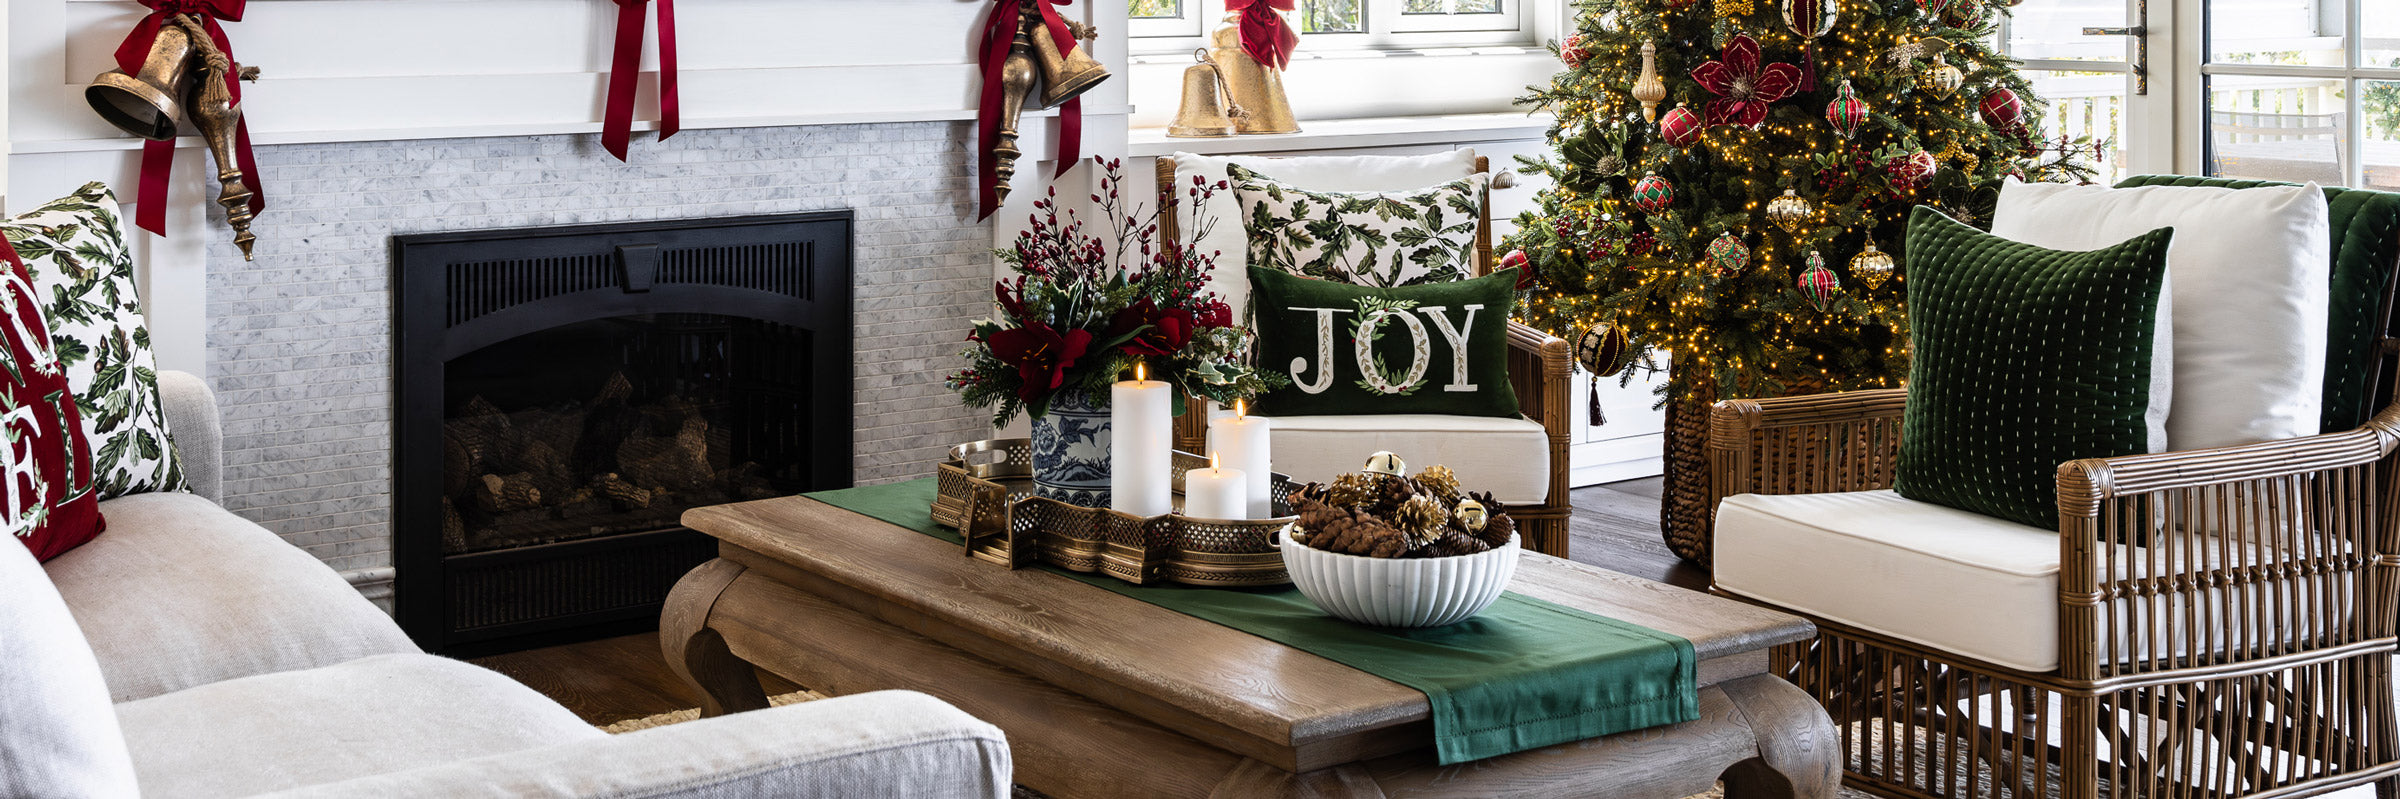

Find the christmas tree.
xmin=1507 ymin=0 xmax=2094 ymax=404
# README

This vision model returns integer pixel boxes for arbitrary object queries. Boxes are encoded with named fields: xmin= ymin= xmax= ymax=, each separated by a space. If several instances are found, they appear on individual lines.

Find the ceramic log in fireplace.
xmin=393 ymin=214 xmax=852 ymax=655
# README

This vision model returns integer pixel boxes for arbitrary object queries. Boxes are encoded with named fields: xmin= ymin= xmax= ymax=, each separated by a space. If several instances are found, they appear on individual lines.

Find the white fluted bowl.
xmin=1280 ymin=524 xmax=1520 ymax=628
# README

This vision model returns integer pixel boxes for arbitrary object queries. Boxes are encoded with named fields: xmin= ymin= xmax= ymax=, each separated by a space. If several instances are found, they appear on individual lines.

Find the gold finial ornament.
xmin=1209 ymin=13 xmax=1299 ymax=134
xmin=1169 ymin=49 xmax=1242 ymax=138
xmin=989 ymin=6 xmax=1042 ymax=208
xmin=1361 ymin=451 xmax=1407 ymax=478
xmin=1765 ymin=189 xmax=1813 ymax=235
xmin=1632 ymin=39 xmax=1668 ymax=124
xmin=1917 ymin=54 xmax=1964 ymax=95
xmin=1851 ymin=241 xmax=1897 ymax=289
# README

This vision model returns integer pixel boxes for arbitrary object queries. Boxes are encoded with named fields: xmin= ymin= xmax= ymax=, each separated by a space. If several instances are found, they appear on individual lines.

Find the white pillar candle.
xmin=1110 ymin=363 xmax=1173 ymax=517
xmin=1208 ymin=399 xmax=1274 ymax=518
xmin=1183 ymin=453 xmax=1247 ymax=520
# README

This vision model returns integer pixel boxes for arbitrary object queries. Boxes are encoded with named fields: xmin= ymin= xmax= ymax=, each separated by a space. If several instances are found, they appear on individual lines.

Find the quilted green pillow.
xmin=1229 ymin=163 xmax=1486 ymax=289
xmin=1894 ymin=207 xmax=2172 ymax=529
xmin=1248 ymin=266 xmax=1521 ymax=418
xmin=1 ymin=184 xmax=186 ymax=499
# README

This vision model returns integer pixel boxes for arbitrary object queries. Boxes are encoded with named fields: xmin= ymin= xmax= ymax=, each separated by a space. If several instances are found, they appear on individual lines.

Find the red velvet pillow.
xmin=0 ymin=240 xmax=104 ymax=561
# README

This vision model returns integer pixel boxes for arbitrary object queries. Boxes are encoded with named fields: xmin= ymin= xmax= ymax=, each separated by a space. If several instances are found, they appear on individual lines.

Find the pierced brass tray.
xmin=932 ymin=439 xmax=1299 ymax=587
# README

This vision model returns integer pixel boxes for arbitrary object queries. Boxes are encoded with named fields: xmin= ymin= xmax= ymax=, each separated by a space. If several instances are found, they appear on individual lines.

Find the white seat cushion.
xmin=115 ymin=653 xmax=603 ymax=798
xmin=1264 ymin=413 xmax=1550 ymax=505
xmin=1715 ymin=490 xmax=2348 ymax=673
xmin=0 ymin=538 xmax=139 ymax=798
xmin=46 ymin=492 xmax=420 ymax=702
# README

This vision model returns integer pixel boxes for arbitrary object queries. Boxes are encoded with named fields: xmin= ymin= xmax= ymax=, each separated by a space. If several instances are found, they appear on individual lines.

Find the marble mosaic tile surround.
xmin=205 ymin=122 xmax=992 ymax=583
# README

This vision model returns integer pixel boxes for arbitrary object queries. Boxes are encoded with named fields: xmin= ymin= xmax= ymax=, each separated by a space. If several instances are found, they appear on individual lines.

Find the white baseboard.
xmin=342 ymin=568 xmax=397 ymax=616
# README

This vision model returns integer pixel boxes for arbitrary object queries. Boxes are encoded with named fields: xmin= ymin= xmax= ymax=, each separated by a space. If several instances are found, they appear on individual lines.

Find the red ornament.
xmin=1500 ymin=249 xmax=1535 ymax=289
xmin=1690 ymin=34 xmax=1803 ymax=129
xmin=1659 ymin=103 xmax=1704 ymax=146
xmin=1632 ymin=172 xmax=1677 ymax=213
xmin=1561 ymin=34 xmax=1591 ymax=68
xmin=1979 ymin=87 xmax=2025 ymax=131
xmin=1887 ymin=149 xmax=1938 ymax=189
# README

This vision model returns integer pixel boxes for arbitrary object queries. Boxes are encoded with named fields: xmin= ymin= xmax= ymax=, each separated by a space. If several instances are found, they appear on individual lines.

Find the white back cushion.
xmin=0 ymin=542 xmax=137 ymax=798
xmin=1992 ymin=180 xmax=2330 ymax=451
xmin=1172 ymin=149 xmax=1481 ymax=312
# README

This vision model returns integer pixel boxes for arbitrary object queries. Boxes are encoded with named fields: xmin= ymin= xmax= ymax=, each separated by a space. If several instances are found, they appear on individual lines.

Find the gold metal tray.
xmin=933 ymin=439 xmax=1298 ymax=587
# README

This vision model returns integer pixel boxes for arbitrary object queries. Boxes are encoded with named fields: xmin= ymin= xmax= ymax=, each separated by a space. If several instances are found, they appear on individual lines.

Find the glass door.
xmin=1999 ymin=0 xmax=2174 ymax=181
xmin=2200 ymin=0 xmax=2400 ymax=190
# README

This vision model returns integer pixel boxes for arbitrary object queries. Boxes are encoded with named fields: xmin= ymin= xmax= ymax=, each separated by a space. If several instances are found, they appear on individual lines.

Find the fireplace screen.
xmin=441 ymin=314 xmax=811 ymax=554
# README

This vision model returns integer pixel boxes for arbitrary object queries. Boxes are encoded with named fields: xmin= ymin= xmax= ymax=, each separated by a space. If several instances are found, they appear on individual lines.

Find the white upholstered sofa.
xmin=5 ymin=371 xmax=1012 ymax=798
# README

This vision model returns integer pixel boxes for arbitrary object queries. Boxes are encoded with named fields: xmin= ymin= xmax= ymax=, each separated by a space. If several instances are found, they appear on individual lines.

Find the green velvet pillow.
xmin=1248 ymin=266 xmax=1521 ymax=418
xmin=1893 ymin=207 xmax=2173 ymax=529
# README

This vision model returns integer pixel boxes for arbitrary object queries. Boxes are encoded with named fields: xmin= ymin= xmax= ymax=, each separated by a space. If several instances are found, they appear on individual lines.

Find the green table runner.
xmin=807 ymin=479 xmax=1698 ymax=764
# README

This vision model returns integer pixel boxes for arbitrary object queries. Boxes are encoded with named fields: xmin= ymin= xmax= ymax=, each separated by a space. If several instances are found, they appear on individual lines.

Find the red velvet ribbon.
xmin=603 ymin=0 xmax=680 ymax=161
xmin=1227 ymin=0 xmax=1298 ymax=71
xmin=114 ymin=0 xmax=263 ymax=238
xmin=977 ymin=0 xmax=1083 ymax=220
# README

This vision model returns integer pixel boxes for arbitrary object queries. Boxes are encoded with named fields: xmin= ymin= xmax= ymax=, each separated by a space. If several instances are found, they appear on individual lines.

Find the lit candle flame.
xmin=1208 ymin=451 xmax=1219 ymax=472
xmin=1235 ymin=398 xmax=1247 ymax=419
xmin=1136 ymin=361 xmax=1146 ymax=383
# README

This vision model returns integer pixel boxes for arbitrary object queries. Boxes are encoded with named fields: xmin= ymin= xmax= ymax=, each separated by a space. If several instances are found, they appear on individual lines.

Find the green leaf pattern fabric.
xmin=1 ymin=184 xmax=185 ymax=499
xmin=1229 ymin=163 xmax=1487 ymax=289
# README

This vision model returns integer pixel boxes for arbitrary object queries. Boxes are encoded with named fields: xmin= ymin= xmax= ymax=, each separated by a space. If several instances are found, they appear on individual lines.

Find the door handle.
xmin=2081 ymin=8 xmax=2150 ymax=95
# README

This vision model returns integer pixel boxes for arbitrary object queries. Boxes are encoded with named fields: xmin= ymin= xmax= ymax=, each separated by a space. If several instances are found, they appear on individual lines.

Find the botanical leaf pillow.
xmin=1 ymin=184 xmax=186 ymax=499
xmin=1229 ymin=163 xmax=1487 ymax=289
xmin=1247 ymin=266 xmax=1521 ymax=418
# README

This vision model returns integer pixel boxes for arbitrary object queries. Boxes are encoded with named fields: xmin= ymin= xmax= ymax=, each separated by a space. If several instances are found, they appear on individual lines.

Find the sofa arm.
xmin=256 ymin=690 xmax=1012 ymax=799
xmin=156 ymin=370 xmax=223 ymax=504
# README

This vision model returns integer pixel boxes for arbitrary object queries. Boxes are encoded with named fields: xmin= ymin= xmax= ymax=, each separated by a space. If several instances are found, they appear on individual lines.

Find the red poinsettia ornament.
xmin=1690 ymin=34 xmax=1803 ymax=129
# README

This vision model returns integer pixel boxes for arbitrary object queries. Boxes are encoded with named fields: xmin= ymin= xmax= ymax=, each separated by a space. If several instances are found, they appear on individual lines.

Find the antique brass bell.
xmin=1208 ymin=13 xmax=1298 ymax=135
xmin=1169 ymin=50 xmax=1241 ymax=138
xmin=1029 ymin=19 xmax=1110 ymax=109
xmin=86 ymin=23 xmax=196 ymax=141
xmin=84 ymin=15 xmax=260 ymax=259
xmin=989 ymin=7 xmax=1043 ymax=207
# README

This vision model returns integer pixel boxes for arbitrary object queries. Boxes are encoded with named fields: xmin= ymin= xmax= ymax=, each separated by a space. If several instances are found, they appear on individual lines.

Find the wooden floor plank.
xmin=475 ymin=477 xmax=1691 ymax=727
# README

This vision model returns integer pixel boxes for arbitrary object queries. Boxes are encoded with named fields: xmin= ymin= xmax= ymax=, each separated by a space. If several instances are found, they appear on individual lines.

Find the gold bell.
xmin=1168 ymin=50 xmax=1241 ymax=138
xmin=1029 ymin=19 xmax=1110 ymax=109
xmin=1361 ymin=451 xmax=1406 ymax=478
xmin=1208 ymin=13 xmax=1298 ymax=135
xmin=86 ymin=22 xmax=196 ymax=140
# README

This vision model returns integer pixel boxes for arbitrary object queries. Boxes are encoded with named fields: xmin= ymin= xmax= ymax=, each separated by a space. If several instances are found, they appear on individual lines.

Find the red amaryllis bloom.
xmin=994 ymin=279 xmax=1032 ymax=322
xmin=987 ymin=323 xmax=1093 ymax=401
xmin=1690 ymin=34 xmax=1802 ymax=129
xmin=1499 ymin=249 xmax=1534 ymax=289
xmin=1108 ymin=299 xmax=1195 ymax=358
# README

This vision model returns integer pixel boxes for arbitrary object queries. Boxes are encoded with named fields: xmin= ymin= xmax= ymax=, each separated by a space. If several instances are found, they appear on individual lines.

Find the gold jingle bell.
xmin=1169 ymin=49 xmax=1242 ymax=138
xmin=1209 ymin=13 xmax=1299 ymax=135
xmin=1454 ymin=499 xmax=1489 ymax=533
xmin=1361 ymin=451 xmax=1407 ymax=478
xmin=1029 ymin=19 xmax=1110 ymax=109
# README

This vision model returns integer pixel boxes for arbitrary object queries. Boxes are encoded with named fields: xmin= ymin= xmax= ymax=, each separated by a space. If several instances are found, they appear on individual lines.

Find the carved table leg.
xmin=661 ymin=558 xmax=770 ymax=718
xmin=1718 ymin=673 xmax=1841 ymax=799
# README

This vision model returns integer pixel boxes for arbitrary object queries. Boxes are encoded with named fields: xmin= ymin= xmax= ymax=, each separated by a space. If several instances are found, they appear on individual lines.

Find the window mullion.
xmin=2346 ymin=0 xmax=2366 ymax=187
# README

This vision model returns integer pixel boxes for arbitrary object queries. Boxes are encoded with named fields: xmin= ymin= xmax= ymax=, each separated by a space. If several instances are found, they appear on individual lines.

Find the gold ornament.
xmin=1716 ymin=0 xmax=1757 ymax=17
xmin=1413 ymin=465 xmax=1462 ymax=503
xmin=1632 ymin=39 xmax=1667 ymax=124
xmin=1327 ymin=472 xmax=1379 ymax=508
xmin=1765 ymin=189 xmax=1813 ymax=235
xmin=1882 ymin=37 xmax=1955 ymax=74
xmin=1851 ymin=241 xmax=1897 ymax=289
xmin=1361 ymin=451 xmax=1407 ymax=478
xmin=1917 ymin=55 xmax=1964 ymax=95
xmin=1453 ymin=499 xmax=1490 ymax=534
xmin=1208 ymin=13 xmax=1299 ymax=134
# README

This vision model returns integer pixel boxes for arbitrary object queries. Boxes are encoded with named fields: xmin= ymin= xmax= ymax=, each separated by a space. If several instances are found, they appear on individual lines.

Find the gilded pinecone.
xmin=1327 ymin=473 xmax=1382 ymax=509
xmin=1413 ymin=465 xmax=1462 ymax=504
xmin=1390 ymin=495 xmax=1449 ymax=548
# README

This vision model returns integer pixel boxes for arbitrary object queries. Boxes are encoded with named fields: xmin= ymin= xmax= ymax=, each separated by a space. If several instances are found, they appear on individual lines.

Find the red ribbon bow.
xmin=1226 ymin=0 xmax=1298 ymax=71
xmin=977 ymin=0 xmax=1084 ymax=221
xmin=603 ymin=0 xmax=679 ymax=161
xmin=114 ymin=0 xmax=263 ymax=238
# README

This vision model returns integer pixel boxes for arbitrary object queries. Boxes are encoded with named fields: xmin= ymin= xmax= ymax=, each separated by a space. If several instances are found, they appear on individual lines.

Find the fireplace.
xmin=392 ymin=213 xmax=853 ymax=655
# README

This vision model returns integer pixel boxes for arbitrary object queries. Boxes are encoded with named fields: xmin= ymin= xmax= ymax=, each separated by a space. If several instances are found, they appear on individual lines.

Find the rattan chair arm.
xmin=1705 ymin=389 xmax=1908 ymax=507
xmin=2056 ymin=401 xmax=2400 ymax=515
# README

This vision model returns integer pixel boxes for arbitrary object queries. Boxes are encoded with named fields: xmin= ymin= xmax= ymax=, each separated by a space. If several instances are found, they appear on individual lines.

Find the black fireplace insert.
xmin=393 ymin=213 xmax=852 ymax=655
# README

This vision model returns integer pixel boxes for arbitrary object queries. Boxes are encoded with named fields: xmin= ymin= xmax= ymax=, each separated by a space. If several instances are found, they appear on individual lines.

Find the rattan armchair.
xmin=1705 ymin=178 xmax=2400 ymax=798
xmin=1154 ymin=155 xmax=1575 ymax=557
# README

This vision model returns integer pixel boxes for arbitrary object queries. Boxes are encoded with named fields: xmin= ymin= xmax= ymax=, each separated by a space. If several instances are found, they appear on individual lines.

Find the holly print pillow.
xmin=1 ymin=184 xmax=186 ymax=500
xmin=0 ymin=242 xmax=107 ymax=561
xmin=1229 ymin=163 xmax=1487 ymax=289
xmin=1247 ymin=266 xmax=1522 ymax=418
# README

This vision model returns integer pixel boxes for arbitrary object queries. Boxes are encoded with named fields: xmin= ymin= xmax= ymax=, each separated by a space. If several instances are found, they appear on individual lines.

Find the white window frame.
xmin=1989 ymin=0 xmax=2176 ymax=179
xmin=1128 ymin=0 xmax=1537 ymax=56
xmin=2189 ymin=0 xmax=2400 ymax=189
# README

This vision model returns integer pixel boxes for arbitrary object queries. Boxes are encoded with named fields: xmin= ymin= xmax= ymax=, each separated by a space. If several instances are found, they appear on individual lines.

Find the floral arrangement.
xmin=950 ymin=157 xmax=1281 ymax=425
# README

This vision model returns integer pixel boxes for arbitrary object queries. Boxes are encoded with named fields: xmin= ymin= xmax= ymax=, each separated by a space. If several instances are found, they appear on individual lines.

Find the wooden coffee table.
xmin=663 ymin=494 xmax=1836 ymax=798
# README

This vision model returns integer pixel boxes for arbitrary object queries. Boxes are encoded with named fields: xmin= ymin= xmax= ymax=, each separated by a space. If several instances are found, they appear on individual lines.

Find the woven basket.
xmin=1659 ymin=378 xmax=1716 ymax=565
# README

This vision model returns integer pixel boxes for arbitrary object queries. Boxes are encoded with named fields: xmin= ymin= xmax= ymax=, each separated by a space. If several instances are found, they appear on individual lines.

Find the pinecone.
xmin=1429 ymin=529 xmax=1493 ymax=558
xmin=1327 ymin=473 xmax=1381 ymax=509
xmin=1391 ymin=494 xmax=1449 ymax=549
xmin=1374 ymin=473 xmax=1419 ymax=512
xmin=1413 ymin=465 xmax=1462 ymax=504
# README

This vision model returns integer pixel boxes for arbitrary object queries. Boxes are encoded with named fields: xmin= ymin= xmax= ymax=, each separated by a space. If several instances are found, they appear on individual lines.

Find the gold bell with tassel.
xmin=1208 ymin=13 xmax=1299 ymax=135
xmin=84 ymin=15 xmax=261 ymax=259
xmin=1029 ymin=19 xmax=1110 ymax=108
xmin=1169 ymin=49 xmax=1242 ymax=138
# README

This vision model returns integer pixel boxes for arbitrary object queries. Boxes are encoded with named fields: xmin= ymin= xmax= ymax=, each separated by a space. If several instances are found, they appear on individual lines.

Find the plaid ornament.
xmin=1705 ymin=231 xmax=1751 ymax=277
xmin=1799 ymin=250 xmax=1841 ymax=310
xmin=1979 ymin=87 xmax=2024 ymax=131
xmin=1632 ymin=171 xmax=1676 ymax=213
xmin=1660 ymin=103 xmax=1704 ymax=146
